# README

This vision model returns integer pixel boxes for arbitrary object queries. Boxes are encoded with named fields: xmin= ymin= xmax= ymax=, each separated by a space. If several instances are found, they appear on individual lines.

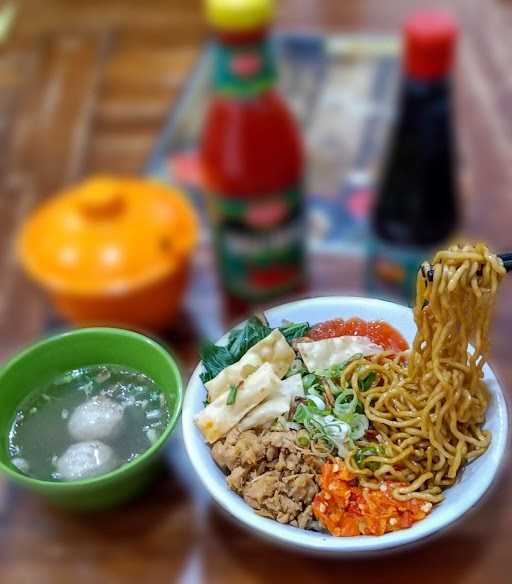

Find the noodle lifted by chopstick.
xmin=343 ymin=242 xmax=505 ymax=502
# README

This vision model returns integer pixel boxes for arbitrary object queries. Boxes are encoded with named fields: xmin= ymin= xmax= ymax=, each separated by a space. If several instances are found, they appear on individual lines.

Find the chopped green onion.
xmin=293 ymin=401 xmax=352 ymax=455
xmin=355 ymin=446 xmax=382 ymax=471
xmin=314 ymin=353 xmax=364 ymax=379
xmin=333 ymin=389 xmax=358 ymax=417
xmin=325 ymin=377 xmax=341 ymax=396
xmin=58 ymin=373 xmax=73 ymax=385
xmin=226 ymin=385 xmax=238 ymax=405
xmin=302 ymin=373 xmax=318 ymax=391
xmin=287 ymin=358 xmax=307 ymax=377
xmin=346 ymin=413 xmax=369 ymax=440
xmin=297 ymin=435 xmax=310 ymax=447
xmin=293 ymin=403 xmax=307 ymax=424
xmin=359 ymin=371 xmax=377 ymax=391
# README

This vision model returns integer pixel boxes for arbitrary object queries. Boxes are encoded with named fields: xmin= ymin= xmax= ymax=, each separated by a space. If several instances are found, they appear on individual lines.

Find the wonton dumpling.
xmin=238 ymin=373 xmax=304 ymax=431
xmin=68 ymin=395 xmax=124 ymax=441
xmin=205 ymin=329 xmax=294 ymax=401
xmin=195 ymin=363 xmax=279 ymax=443
xmin=56 ymin=441 xmax=118 ymax=481
xmin=296 ymin=336 xmax=382 ymax=372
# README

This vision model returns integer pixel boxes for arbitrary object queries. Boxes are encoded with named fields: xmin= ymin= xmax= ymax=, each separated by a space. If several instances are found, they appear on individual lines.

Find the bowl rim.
xmin=0 ymin=326 xmax=183 ymax=490
xmin=182 ymin=295 xmax=509 ymax=554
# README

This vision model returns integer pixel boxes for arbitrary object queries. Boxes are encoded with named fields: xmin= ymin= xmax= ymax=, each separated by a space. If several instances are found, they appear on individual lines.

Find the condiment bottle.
xmin=200 ymin=0 xmax=305 ymax=306
xmin=367 ymin=11 xmax=459 ymax=303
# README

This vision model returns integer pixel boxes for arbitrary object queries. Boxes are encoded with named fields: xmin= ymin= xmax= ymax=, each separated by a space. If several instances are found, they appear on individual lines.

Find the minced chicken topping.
xmin=212 ymin=427 xmax=324 ymax=529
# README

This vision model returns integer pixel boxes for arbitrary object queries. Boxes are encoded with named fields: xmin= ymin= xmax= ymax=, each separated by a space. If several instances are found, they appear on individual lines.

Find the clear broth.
xmin=8 ymin=364 xmax=171 ymax=481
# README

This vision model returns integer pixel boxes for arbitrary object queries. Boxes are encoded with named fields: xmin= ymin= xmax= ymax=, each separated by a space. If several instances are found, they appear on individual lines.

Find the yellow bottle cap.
xmin=205 ymin=0 xmax=274 ymax=32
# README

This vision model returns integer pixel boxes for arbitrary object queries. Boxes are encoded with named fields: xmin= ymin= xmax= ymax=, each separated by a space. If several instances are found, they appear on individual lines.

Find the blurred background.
xmin=1 ymin=0 xmax=512 ymax=582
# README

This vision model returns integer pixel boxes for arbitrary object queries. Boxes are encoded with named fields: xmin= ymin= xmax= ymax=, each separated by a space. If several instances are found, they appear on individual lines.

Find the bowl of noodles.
xmin=182 ymin=243 xmax=509 ymax=554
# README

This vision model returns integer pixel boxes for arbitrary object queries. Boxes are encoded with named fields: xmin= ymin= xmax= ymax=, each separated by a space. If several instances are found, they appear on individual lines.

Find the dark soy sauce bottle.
xmin=367 ymin=12 xmax=459 ymax=303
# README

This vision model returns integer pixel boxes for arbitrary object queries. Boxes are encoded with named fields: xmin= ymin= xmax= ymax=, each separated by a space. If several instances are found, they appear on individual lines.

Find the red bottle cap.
xmin=404 ymin=11 xmax=458 ymax=80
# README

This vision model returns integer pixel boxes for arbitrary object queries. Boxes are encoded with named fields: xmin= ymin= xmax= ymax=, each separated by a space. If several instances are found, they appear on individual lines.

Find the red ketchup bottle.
xmin=200 ymin=0 xmax=305 ymax=307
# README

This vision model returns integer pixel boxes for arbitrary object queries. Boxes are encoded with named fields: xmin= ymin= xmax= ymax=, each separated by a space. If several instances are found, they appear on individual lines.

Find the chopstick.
xmin=498 ymin=252 xmax=512 ymax=271
xmin=425 ymin=252 xmax=512 ymax=282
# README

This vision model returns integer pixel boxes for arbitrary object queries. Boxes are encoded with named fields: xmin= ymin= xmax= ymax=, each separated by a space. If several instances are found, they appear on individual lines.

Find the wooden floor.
xmin=1 ymin=1 xmax=512 ymax=582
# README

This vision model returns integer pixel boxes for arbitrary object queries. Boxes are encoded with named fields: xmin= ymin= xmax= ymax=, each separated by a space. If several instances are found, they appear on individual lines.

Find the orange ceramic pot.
xmin=17 ymin=176 xmax=199 ymax=330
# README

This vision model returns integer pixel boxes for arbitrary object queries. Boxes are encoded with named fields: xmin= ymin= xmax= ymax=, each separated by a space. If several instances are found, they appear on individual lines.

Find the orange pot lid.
xmin=18 ymin=176 xmax=199 ymax=295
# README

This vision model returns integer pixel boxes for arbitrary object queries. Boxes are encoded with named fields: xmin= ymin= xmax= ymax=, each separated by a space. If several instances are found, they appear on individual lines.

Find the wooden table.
xmin=1 ymin=1 xmax=512 ymax=582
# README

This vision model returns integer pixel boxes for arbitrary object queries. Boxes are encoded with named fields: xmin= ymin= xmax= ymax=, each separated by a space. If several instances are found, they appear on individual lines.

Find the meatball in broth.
xmin=56 ymin=441 xmax=118 ymax=480
xmin=68 ymin=395 xmax=124 ymax=441
xmin=8 ymin=364 xmax=171 ymax=482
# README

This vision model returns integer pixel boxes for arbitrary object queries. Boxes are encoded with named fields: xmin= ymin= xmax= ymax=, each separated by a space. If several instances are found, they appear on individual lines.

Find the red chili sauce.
xmin=308 ymin=317 xmax=408 ymax=352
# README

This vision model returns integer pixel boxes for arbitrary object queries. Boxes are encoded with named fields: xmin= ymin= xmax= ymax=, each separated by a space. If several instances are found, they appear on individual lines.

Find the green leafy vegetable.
xmin=227 ymin=316 xmax=272 ymax=359
xmin=279 ymin=322 xmax=310 ymax=342
xmin=200 ymin=315 xmax=271 ymax=384
xmin=355 ymin=446 xmax=382 ymax=471
xmin=359 ymin=371 xmax=377 ymax=391
xmin=199 ymin=341 xmax=236 ymax=384
xmin=226 ymin=385 xmax=238 ymax=406
xmin=200 ymin=315 xmax=307 ymax=390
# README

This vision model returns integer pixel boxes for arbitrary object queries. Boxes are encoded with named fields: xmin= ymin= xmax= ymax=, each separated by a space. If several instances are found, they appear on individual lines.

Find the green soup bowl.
xmin=0 ymin=327 xmax=183 ymax=511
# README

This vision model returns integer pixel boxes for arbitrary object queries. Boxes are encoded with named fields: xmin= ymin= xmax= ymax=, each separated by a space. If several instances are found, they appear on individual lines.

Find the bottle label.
xmin=366 ymin=238 xmax=435 ymax=305
xmin=212 ymin=39 xmax=277 ymax=98
xmin=209 ymin=186 xmax=305 ymax=300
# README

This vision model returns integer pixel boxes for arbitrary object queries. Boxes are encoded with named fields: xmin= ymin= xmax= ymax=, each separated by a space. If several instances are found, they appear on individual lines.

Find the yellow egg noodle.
xmin=341 ymin=242 xmax=505 ymax=502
